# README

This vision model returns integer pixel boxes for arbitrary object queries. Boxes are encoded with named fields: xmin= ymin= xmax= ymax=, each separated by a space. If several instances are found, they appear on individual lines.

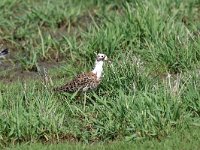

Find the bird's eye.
xmin=101 ymin=55 xmax=104 ymax=57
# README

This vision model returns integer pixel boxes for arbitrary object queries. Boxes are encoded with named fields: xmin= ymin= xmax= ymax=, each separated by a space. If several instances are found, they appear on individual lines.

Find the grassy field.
xmin=7 ymin=127 xmax=200 ymax=150
xmin=0 ymin=0 xmax=200 ymax=149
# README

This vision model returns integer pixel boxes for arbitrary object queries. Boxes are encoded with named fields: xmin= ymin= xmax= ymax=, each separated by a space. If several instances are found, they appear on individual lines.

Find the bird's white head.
xmin=96 ymin=53 xmax=108 ymax=62
xmin=92 ymin=53 xmax=108 ymax=80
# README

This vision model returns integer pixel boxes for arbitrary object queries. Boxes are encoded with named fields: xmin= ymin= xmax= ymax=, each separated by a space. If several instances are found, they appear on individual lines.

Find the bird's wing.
xmin=54 ymin=72 xmax=97 ymax=92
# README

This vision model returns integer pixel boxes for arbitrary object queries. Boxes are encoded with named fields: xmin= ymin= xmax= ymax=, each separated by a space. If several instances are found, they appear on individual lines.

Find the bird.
xmin=0 ymin=48 xmax=8 ymax=58
xmin=53 ymin=53 xmax=108 ymax=93
xmin=0 ymin=48 xmax=8 ymax=64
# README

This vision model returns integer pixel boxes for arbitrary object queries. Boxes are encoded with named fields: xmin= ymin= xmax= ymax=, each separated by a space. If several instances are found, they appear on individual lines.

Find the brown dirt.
xmin=0 ymin=60 xmax=62 ymax=84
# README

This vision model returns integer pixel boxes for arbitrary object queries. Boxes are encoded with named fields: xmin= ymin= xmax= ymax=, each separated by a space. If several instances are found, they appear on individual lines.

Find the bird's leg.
xmin=83 ymin=92 xmax=86 ymax=111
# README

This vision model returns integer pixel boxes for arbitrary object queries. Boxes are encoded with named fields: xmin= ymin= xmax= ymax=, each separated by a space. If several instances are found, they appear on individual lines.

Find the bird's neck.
xmin=92 ymin=60 xmax=104 ymax=80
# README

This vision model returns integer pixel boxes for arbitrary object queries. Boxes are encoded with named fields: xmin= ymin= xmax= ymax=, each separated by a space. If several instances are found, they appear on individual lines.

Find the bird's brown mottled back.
xmin=53 ymin=72 xmax=101 ymax=92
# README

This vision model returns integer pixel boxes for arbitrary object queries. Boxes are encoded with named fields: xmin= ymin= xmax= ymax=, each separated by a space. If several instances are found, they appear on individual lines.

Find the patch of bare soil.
xmin=0 ymin=60 xmax=61 ymax=84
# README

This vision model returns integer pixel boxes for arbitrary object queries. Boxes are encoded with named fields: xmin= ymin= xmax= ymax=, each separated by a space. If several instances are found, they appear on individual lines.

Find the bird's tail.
xmin=53 ymin=86 xmax=66 ymax=92
xmin=53 ymin=83 xmax=74 ymax=92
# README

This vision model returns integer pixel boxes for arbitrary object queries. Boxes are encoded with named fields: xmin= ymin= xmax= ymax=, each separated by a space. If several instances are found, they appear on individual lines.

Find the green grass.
xmin=0 ymin=0 xmax=200 ymax=149
xmin=8 ymin=127 xmax=200 ymax=150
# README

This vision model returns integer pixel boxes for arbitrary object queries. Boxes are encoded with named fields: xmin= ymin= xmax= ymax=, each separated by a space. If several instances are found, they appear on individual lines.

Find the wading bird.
xmin=54 ymin=53 xmax=108 ymax=109
xmin=0 ymin=48 xmax=8 ymax=64
xmin=0 ymin=48 xmax=8 ymax=58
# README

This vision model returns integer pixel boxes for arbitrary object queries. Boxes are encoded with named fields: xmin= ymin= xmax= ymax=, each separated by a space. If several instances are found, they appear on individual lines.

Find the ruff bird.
xmin=0 ymin=48 xmax=8 ymax=58
xmin=54 ymin=53 xmax=108 ymax=93
xmin=0 ymin=48 xmax=8 ymax=64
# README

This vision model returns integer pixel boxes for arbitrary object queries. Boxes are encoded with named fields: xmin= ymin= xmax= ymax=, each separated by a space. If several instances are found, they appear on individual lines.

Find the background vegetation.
xmin=0 ymin=0 xmax=200 ymax=149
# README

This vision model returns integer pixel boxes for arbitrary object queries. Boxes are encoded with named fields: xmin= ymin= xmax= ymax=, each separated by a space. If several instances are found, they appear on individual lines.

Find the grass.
xmin=0 ymin=0 xmax=200 ymax=149
xmin=8 ymin=127 xmax=200 ymax=150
